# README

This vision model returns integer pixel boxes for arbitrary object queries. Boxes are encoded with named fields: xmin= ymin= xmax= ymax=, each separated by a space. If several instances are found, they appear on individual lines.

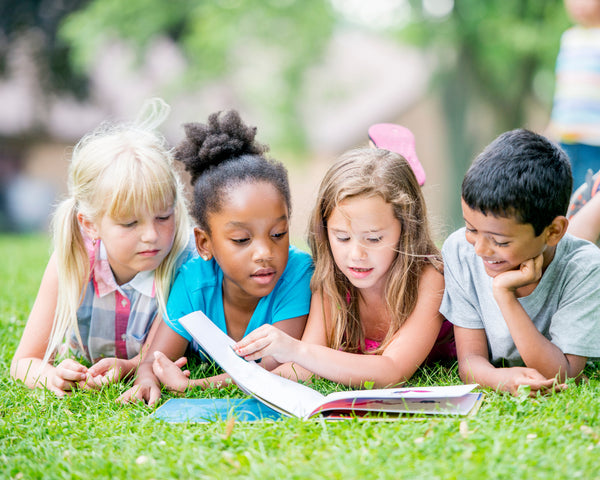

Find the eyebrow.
xmin=225 ymin=215 xmax=288 ymax=228
xmin=463 ymin=220 xmax=510 ymax=238
xmin=329 ymin=227 xmax=384 ymax=234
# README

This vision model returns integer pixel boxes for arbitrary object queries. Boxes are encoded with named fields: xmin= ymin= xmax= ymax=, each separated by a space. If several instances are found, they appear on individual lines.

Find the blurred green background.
xmin=0 ymin=0 xmax=570 ymax=243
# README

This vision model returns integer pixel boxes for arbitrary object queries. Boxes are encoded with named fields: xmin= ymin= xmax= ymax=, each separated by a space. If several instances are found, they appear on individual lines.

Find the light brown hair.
xmin=308 ymin=147 xmax=441 ymax=354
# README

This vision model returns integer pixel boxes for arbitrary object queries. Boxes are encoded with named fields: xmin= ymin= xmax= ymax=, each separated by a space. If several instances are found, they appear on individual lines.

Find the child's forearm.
xmin=188 ymin=372 xmax=232 ymax=389
xmin=270 ymin=362 xmax=315 ymax=383
xmin=494 ymin=291 xmax=578 ymax=381
xmin=133 ymin=359 xmax=160 ymax=388
xmin=567 ymin=192 xmax=600 ymax=243
xmin=282 ymin=342 xmax=413 ymax=388
xmin=11 ymin=357 xmax=54 ymax=389
xmin=458 ymin=353 xmax=507 ymax=389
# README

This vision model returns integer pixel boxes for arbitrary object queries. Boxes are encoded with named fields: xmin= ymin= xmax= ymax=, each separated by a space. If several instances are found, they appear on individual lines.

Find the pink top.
xmin=362 ymin=320 xmax=456 ymax=363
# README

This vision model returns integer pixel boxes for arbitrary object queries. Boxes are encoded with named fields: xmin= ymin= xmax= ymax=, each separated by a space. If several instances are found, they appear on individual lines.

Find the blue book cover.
xmin=151 ymin=398 xmax=283 ymax=423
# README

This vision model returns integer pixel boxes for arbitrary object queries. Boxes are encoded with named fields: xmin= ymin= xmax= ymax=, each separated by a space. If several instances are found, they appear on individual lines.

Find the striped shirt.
xmin=69 ymin=235 xmax=196 ymax=363
xmin=551 ymin=26 xmax=600 ymax=145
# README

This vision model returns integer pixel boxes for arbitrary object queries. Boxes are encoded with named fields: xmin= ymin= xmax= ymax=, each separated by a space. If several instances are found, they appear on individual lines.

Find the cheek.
xmin=327 ymin=240 xmax=343 ymax=261
xmin=375 ymin=246 xmax=397 ymax=267
xmin=160 ymin=220 xmax=177 ymax=241
xmin=464 ymin=231 xmax=475 ymax=246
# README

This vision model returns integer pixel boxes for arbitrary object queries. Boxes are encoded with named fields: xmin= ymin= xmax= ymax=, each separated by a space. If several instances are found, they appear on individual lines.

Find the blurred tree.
xmin=0 ymin=0 xmax=90 ymax=97
xmin=399 ymin=0 xmax=570 ymax=227
xmin=59 ymin=0 xmax=335 ymax=152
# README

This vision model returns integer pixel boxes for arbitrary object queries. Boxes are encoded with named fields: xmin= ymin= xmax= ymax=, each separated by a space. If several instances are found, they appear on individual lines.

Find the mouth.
xmin=348 ymin=266 xmax=374 ymax=279
xmin=251 ymin=268 xmax=276 ymax=285
xmin=138 ymin=249 xmax=160 ymax=257
xmin=481 ymin=258 xmax=506 ymax=270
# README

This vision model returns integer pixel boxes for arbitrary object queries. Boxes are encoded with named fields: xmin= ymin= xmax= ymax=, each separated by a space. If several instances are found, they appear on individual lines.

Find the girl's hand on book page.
xmin=152 ymin=351 xmax=190 ymax=392
xmin=233 ymin=324 xmax=299 ymax=363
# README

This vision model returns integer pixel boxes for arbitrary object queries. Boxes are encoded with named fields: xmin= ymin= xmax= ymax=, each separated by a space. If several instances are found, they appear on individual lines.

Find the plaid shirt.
xmin=70 ymin=235 xmax=196 ymax=363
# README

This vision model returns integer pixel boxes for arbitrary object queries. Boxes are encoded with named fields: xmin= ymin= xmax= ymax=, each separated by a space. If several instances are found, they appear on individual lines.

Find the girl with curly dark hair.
xmin=120 ymin=110 xmax=312 ymax=405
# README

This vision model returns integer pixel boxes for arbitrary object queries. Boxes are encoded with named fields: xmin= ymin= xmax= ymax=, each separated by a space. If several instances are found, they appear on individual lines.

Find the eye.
xmin=121 ymin=220 xmax=137 ymax=228
xmin=271 ymin=230 xmax=288 ymax=239
xmin=156 ymin=213 xmax=172 ymax=222
xmin=231 ymin=237 xmax=250 ymax=245
xmin=492 ymin=239 xmax=509 ymax=247
xmin=366 ymin=236 xmax=383 ymax=244
xmin=335 ymin=235 xmax=350 ymax=242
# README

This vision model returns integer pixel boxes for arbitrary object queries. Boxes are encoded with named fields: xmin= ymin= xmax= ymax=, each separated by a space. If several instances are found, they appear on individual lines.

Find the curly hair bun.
xmin=175 ymin=110 xmax=268 ymax=184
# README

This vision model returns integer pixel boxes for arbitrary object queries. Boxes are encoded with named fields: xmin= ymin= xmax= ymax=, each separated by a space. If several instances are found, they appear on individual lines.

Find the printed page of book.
xmin=319 ymin=384 xmax=478 ymax=403
xmin=308 ymin=385 xmax=481 ymax=418
xmin=179 ymin=311 xmax=325 ymax=418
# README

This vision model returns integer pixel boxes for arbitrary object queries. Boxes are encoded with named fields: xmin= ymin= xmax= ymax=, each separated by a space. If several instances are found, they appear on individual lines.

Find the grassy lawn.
xmin=1 ymin=234 xmax=599 ymax=479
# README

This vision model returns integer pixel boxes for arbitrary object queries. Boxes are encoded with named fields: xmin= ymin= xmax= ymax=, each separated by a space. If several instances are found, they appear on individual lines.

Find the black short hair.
xmin=174 ymin=110 xmax=291 ymax=233
xmin=462 ymin=129 xmax=572 ymax=236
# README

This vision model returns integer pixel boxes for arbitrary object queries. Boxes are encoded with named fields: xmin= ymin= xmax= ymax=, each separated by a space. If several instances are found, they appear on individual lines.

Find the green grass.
xmin=2 ymin=234 xmax=600 ymax=479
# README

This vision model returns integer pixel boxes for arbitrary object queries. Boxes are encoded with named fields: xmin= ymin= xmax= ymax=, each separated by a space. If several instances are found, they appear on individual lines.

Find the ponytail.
xmin=43 ymin=197 xmax=89 ymax=365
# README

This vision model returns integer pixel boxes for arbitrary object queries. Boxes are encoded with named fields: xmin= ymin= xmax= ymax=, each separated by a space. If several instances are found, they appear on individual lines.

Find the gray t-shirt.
xmin=440 ymin=229 xmax=600 ymax=366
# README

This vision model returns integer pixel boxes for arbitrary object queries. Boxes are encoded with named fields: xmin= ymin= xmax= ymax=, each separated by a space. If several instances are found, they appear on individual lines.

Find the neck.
xmin=541 ymin=244 xmax=557 ymax=272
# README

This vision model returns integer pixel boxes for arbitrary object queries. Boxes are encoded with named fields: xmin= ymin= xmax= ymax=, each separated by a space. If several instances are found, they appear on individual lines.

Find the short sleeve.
xmin=440 ymin=230 xmax=485 ymax=329
xmin=271 ymin=247 xmax=313 ymax=324
xmin=164 ymin=268 xmax=194 ymax=341
xmin=545 ymin=250 xmax=600 ymax=358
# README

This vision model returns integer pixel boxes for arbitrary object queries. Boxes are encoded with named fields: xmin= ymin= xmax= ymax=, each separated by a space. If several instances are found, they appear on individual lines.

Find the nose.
xmin=350 ymin=240 xmax=368 ymax=262
xmin=252 ymin=238 xmax=274 ymax=263
xmin=473 ymin=236 xmax=493 ymax=257
xmin=141 ymin=222 xmax=158 ymax=243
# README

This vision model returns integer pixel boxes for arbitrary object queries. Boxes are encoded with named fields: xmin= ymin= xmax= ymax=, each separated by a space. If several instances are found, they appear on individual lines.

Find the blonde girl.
xmin=234 ymin=147 xmax=455 ymax=387
xmin=11 ymin=99 xmax=195 ymax=396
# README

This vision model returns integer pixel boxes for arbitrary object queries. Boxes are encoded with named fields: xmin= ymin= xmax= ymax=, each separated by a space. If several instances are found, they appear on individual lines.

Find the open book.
xmin=179 ymin=311 xmax=482 ymax=419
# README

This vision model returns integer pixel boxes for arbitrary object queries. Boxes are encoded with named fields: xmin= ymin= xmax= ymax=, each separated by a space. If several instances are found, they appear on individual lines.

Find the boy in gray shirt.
xmin=441 ymin=129 xmax=600 ymax=395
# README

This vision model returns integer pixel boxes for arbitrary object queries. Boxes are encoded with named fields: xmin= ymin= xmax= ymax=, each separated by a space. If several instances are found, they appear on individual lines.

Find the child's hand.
xmin=152 ymin=352 xmax=190 ymax=392
xmin=233 ymin=324 xmax=298 ymax=363
xmin=117 ymin=378 xmax=162 ymax=406
xmin=501 ymin=366 xmax=566 ymax=396
xmin=493 ymin=253 xmax=544 ymax=295
xmin=49 ymin=359 xmax=90 ymax=396
xmin=87 ymin=357 xmax=136 ymax=386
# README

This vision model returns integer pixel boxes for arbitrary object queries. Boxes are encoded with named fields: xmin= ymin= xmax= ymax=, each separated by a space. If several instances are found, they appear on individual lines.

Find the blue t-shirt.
xmin=165 ymin=245 xmax=313 ymax=353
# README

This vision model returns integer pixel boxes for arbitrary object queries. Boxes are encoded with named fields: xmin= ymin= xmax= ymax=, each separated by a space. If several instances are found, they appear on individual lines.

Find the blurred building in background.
xmin=0 ymin=0 xmax=563 ymax=242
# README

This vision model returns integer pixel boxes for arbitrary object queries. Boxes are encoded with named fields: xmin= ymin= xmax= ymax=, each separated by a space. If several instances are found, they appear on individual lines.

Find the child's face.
xmin=90 ymin=205 xmax=176 ymax=285
xmin=327 ymin=195 xmax=401 ymax=294
xmin=564 ymin=0 xmax=600 ymax=27
xmin=199 ymin=181 xmax=290 ymax=303
xmin=461 ymin=200 xmax=549 ymax=278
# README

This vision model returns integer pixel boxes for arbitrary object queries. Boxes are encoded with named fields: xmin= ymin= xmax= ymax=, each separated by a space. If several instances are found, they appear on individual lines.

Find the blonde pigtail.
xmin=42 ymin=197 xmax=89 ymax=366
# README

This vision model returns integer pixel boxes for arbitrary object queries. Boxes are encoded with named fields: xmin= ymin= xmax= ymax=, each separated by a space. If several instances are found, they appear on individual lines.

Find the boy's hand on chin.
xmin=493 ymin=254 xmax=544 ymax=295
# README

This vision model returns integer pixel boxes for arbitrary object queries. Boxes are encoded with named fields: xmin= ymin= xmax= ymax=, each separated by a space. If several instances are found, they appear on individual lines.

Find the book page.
xmin=179 ymin=311 xmax=325 ymax=418
xmin=308 ymin=385 xmax=479 ymax=417
xmin=321 ymin=384 xmax=478 ymax=402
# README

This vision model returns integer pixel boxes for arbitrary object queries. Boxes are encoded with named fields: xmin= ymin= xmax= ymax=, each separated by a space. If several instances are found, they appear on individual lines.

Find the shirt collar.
xmin=93 ymin=241 xmax=155 ymax=298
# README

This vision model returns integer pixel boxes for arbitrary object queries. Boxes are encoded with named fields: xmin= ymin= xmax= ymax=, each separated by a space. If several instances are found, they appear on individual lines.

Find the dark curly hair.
xmin=175 ymin=110 xmax=291 ymax=233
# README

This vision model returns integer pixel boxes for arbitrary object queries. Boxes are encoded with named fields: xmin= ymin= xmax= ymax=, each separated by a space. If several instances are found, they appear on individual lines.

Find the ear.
xmin=77 ymin=212 xmax=99 ymax=242
xmin=194 ymin=227 xmax=213 ymax=261
xmin=544 ymin=215 xmax=569 ymax=247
